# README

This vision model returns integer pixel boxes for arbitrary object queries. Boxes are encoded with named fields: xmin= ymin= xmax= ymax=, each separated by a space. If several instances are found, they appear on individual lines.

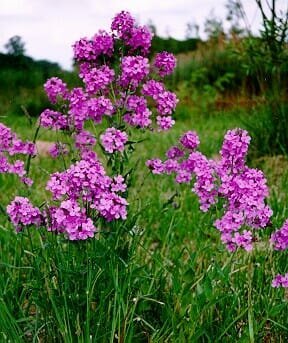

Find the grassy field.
xmin=1 ymin=101 xmax=288 ymax=342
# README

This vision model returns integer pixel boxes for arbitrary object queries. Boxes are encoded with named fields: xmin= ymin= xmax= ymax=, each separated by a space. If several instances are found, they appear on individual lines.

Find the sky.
xmin=0 ymin=0 xmax=287 ymax=70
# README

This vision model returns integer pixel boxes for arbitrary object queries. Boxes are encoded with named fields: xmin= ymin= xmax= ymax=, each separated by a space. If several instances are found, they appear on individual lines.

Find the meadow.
xmin=1 ymin=9 xmax=288 ymax=343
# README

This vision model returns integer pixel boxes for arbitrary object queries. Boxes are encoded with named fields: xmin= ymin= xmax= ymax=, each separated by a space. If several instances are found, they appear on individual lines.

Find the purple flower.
xmin=9 ymin=139 xmax=36 ymax=156
xmin=127 ymin=25 xmax=153 ymax=55
xmin=163 ymin=159 xmax=180 ymax=174
xmin=219 ymin=128 xmax=251 ymax=174
xmin=49 ymin=143 xmax=69 ymax=159
xmin=111 ymin=175 xmax=127 ymax=193
xmin=92 ymin=30 xmax=114 ymax=57
xmin=9 ymin=160 xmax=26 ymax=177
xmin=142 ymin=80 xmax=165 ymax=99
xmin=156 ymin=91 xmax=178 ymax=116
xmin=111 ymin=11 xmax=135 ymax=39
xmin=123 ymin=95 xmax=152 ymax=128
xmin=20 ymin=177 xmax=34 ymax=186
xmin=272 ymin=274 xmax=288 ymax=288
xmin=120 ymin=56 xmax=149 ymax=88
xmin=154 ymin=52 xmax=177 ymax=77
xmin=73 ymin=37 xmax=96 ymax=62
xmin=95 ymin=193 xmax=128 ymax=221
xmin=100 ymin=128 xmax=128 ymax=153
xmin=146 ymin=159 xmax=165 ymax=174
xmin=87 ymin=96 xmax=114 ymax=123
xmin=46 ymin=199 xmax=97 ymax=240
xmin=147 ymin=128 xmax=272 ymax=251
xmin=44 ymin=77 xmax=69 ymax=104
xmin=156 ymin=116 xmax=175 ymax=131
xmin=180 ymin=131 xmax=200 ymax=150
xmin=82 ymin=65 xmax=115 ymax=95
xmin=0 ymin=123 xmax=14 ymax=151
xmin=7 ymin=196 xmax=42 ymax=232
xmin=74 ymin=130 xmax=96 ymax=150
xmin=40 ymin=109 xmax=68 ymax=130
xmin=271 ymin=219 xmax=288 ymax=250
xmin=166 ymin=146 xmax=184 ymax=160
xmin=123 ymin=109 xmax=152 ymax=128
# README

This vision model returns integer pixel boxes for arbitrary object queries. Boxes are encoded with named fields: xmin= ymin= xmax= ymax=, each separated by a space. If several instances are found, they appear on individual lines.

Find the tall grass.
xmin=1 ymin=108 xmax=288 ymax=341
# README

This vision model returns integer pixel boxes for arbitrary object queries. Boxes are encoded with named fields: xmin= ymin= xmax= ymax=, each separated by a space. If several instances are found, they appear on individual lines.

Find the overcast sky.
xmin=0 ymin=0 xmax=287 ymax=70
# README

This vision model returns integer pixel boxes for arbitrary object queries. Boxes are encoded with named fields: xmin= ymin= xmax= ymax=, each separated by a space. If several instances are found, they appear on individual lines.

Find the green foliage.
xmin=1 ymin=110 xmax=288 ymax=341
xmin=0 ymin=53 xmax=77 ymax=117
xmin=151 ymin=36 xmax=200 ymax=55
xmin=244 ymin=103 xmax=288 ymax=158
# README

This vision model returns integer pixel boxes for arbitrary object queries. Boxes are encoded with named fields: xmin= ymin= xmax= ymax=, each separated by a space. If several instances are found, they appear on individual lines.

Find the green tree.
xmin=4 ymin=35 xmax=26 ymax=56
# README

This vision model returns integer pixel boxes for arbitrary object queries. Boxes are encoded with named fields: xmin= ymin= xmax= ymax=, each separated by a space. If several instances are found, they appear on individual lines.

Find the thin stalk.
xmin=247 ymin=253 xmax=255 ymax=343
xmin=25 ymin=124 xmax=40 ymax=175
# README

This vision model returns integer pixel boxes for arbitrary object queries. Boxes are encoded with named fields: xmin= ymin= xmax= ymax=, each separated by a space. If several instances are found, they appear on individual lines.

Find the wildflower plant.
xmin=2 ymin=11 xmax=178 ymax=241
xmin=147 ymin=128 xmax=273 ymax=252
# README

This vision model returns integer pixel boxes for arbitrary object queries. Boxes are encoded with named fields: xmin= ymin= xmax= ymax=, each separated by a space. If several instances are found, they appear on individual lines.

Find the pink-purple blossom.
xmin=7 ymin=196 xmax=42 ymax=232
xmin=154 ymin=52 xmax=177 ymax=77
xmin=44 ymin=77 xmax=69 ymax=104
xmin=180 ymin=131 xmax=200 ymax=150
xmin=46 ymin=158 xmax=128 ymax=222
xmin=49 ymin=143 xmax=69 ymax=159
xmin=111 ymin=11 xmax=135 ymax=40
xmin=120 ymin=56 xmax=149 ymax=88
xmin=87 ymin=96 xmax=114 ymax=123
xmin=147 ymin=128 xmax=273 ymax=251
xmin=45 ymin=199 xmax=97 ymax=240
xmin=39 ymin=109 xmax=68 ymax=131
xmin=81 ymin=65 xmax=115 ymax=95
xmin=74 ymin=130 xmax=97 ymax=151
xmin=100 ymin=128 xmax=128 ymax=153
xmin=92 ymin=30 xmax=114 ymax=57
xmin=270 ymin=219 xmax=288 ymax=250
xmin=0 ymin=123 xmax=36 ymax=183
xmin=272 ymin=274 xmax=288 ymax=288
xmin=156 ymin=116 xmax=175 ymax=131
xmin=127 ymin=26 xmax=153 ymax=55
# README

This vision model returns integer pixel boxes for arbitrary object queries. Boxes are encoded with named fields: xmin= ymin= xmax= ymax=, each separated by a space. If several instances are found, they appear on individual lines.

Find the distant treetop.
xmin=4 ymin=35 xmax=26 ymax=56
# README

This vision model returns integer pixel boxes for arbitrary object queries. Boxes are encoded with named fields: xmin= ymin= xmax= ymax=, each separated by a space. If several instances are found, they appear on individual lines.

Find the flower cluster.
xmin=49 ymin=143 xmax=69 ymax=159
xmin=44 ymin=77 xmax=69 ymax=104
xmin=142 ymin=80 xmax=178 ymax=128
xmin=81 ymin=65 xmax=115 ymax=95
xmin=5 ymin=10 xmax=178 ymax=241
xmin=39 ymin=11 xmax=177 ymax=136
xmin=7 ymin=196 xmax=42 ymax=232
xmin=123 ymin=95 xmax=152 ymax=128
xmin=45 ymin=200 xmax=96 ymax=240
xmin=0 ymin=123 xmax=35 ymax=183
xmin=147 ymin=128 xmax=273 ymax=251
xmin=100 ymin=128 xmax=128 ymax=153
xmin=46 ymin=157 xmax=128 ymax=222
xmin=154 ymin=52 xmax=177 ymax=77
xmin=272 ymin=274 xmax=288 ymax=288
xmin=270 ymin=219 xmax=288 ymax=288
xmin=270 ymin=219 xmax=288 ymax=250
xmin=111 ymin=11 xmax=153 ymax=54
xmin=147 ymin=131 xmax=217 ymax=211
xmin=119 ymin=56 xmax=149 ymax=89
xmin=73 ymin=30 xmax=113 ymax=62
xmin=40 ymin=109 xmax=68 ymax=130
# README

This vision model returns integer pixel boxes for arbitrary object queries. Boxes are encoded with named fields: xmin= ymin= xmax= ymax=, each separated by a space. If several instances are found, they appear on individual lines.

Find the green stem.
xmin=25 ymin=124 xmax=40 ymax=175
xmin=247 ymin=253 xmax=254 ymax=343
